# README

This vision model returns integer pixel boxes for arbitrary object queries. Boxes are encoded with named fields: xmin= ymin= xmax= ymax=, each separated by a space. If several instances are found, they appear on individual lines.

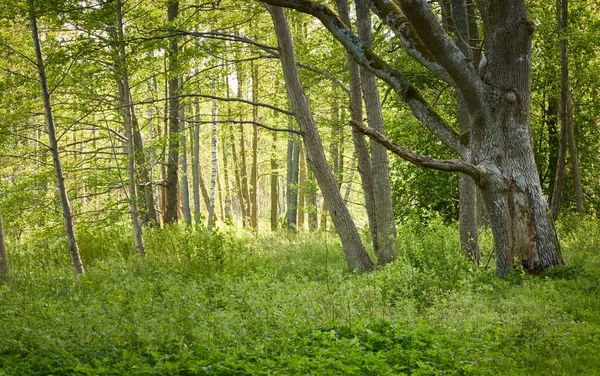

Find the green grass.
xmin=1 ymin=218 xmax=600 ymax=375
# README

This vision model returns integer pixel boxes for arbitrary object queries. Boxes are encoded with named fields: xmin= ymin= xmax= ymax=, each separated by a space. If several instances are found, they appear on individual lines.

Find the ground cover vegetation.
xmin=1 ymin=0 xmax=600 ymax=373
xmin=1 ymin=218 xmax=600 ymax=375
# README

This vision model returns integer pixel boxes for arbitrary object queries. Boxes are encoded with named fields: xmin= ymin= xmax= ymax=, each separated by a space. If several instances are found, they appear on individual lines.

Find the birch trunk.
xmin=207 ymin=93 xmax=218 ymax=232
xmin=250 ymin=62 xmax=260 ymax=229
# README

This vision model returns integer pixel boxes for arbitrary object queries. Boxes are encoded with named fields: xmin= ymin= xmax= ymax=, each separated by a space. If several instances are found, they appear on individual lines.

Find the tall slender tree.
xmin=29 ymin=0 xmax=85 ymax=274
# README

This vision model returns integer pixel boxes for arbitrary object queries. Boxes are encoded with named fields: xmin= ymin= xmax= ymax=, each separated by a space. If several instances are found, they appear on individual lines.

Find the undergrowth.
xmin=1 ymin=217 xmax=599 ymax=375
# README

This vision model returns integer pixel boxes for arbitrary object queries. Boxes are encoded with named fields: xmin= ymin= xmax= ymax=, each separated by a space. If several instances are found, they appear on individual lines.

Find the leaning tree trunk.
xmin=336 ymin=0 xmax=380 ymax=258
xmin=356 ymin=0 xmax=397 ymax=264
xmin=269 ymin=5 xmax=373 ymax=272
xmin=29 ymin=0 xmax=85 ymax=274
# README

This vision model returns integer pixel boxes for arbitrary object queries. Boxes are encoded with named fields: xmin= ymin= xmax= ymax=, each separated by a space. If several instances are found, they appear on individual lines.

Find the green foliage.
xmin=2 ymin=219 xmax=600 ymax=374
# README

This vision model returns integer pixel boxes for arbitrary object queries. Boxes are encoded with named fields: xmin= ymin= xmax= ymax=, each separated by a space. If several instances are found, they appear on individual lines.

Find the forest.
xmin=1 ymin=0 xmax=600 ymax=374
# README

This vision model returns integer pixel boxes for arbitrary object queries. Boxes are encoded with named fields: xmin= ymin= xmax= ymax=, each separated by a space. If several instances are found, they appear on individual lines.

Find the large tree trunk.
xmin=30 ymin=0 xmax=85 ymax=274
xmin=165 ymin=0 xmax=180 ymax=224
xmin=269 ymin=5 xmax=374 ymax=271
xmin=476 ymin=1 xmax=562 ymax=276
xmin=356 ymin=0 xmax=397 ymax=264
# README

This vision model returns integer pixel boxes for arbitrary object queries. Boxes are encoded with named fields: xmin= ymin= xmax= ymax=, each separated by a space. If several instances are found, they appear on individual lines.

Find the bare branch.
xmin=350 ymin=120 xmax=483 ymax=181
xmin=193 ymin=119 xmax=304 ymax=136
xmin=260 ymin=0 xmax=463 ymax=154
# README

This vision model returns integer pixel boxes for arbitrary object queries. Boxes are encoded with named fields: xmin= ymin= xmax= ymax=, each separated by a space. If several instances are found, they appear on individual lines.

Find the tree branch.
xmin=260 ymin=0 xmax=463 ymax=155
xmin=350 ymin=120 xmax=483 ymax=181
xmin=192 ymin=119 xmax=304 ymax=136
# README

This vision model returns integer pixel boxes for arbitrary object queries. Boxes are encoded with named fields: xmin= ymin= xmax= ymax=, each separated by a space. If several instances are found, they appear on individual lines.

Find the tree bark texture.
xmin=30 ymin=0 xmax=85 ymax=274
xmin=271 ymin=131 xmax=279 ymax=231
xmin=250 ymin=62 xmax=260 ymax=229
xmin=261 ymin=0 xmax=564 ymax=276
xmin=269 ymin=5 xmax=374 ymax=271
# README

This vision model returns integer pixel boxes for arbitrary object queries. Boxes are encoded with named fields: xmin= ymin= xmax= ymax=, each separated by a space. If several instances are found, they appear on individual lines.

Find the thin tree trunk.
xmin=0 ymin=209 xmax=9 ymax=281
xmin=165 ymin=0 xmax=180 ymax=224
xmin=29 ymin=0 xmax=85 ymax=274
xmin=337 ymin=0 xmax=379 ymax=257
xmin=286 ymin=129 xmax=300 ymax=230
xmin=147 ymin=52 xmax=161 ymax=227
xmin=113 ymin=0 xmax=146 ymax=256
xmin=217 ymin=168 xmax=225 ymax=221
xmin=207 ymin=91 xmax=218 ymax=232
xmin=270 ymin=5 xmax=373 ymax=271
xmin=180 ymin=104 xmax=192 ymax=224
xmin=298 ymin=143 xmax=306 ymax=229
xmin=306 ymin=167 xmax=318 ymax=232
xmin=193 ymin=98 xmax=201 ymax=224
xmin=451 ymin=0 xmax=480 ymax=264
xmin=356 ymin=0 xmax=397 ymax=264
xmin=237 ymin=70 xmax=251 ymax=226
xmin=250 ymin=62 xmax=260 ymax=229
xmin=271 ymin=131 xmax=279 ymax=231
xmin=557 ymin=0 xmax=584 ymax=215
xmin=231 ymin=130 xmax=246 ymax=224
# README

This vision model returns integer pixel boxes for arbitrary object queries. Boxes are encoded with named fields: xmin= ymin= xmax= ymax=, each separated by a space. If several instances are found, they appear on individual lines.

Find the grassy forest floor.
xmin=1 ymin=217 xmax=600 ymax=375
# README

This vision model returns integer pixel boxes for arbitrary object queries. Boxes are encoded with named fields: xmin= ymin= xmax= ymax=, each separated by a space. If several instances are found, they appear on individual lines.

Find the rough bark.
xmin=165 ymin=0 xmax=180 ymax=224
xmin=261 ymin=0 xmax=563 ymax=276
xmin=356 ymin=0 xmax=397 ymax=264
xmin=269 ymin=6 xmax=374 ymax=271
xmin=30 ymin=0 xmax=85 ymax=274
